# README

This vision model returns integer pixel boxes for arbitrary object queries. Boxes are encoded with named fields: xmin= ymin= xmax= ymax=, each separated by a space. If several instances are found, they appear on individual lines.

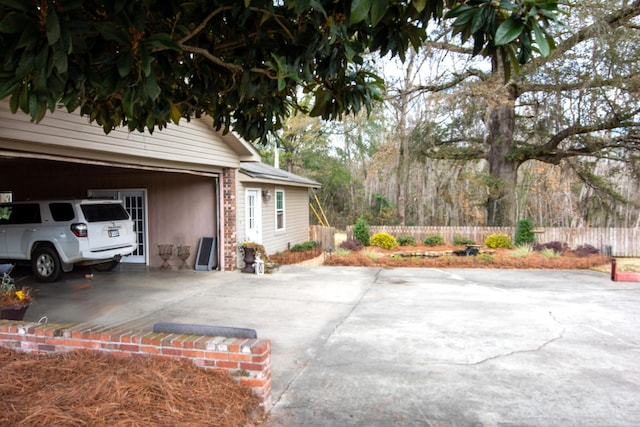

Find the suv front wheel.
xmin=32 ymin=246 xmax=63 ymax=282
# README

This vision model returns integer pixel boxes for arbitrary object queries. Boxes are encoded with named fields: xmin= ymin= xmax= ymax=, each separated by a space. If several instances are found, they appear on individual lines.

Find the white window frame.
xmin=275 ymin=189 xmax=285 ymax=231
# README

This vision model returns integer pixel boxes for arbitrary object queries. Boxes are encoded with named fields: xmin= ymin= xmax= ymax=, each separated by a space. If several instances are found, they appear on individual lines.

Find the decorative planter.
xmin=0 ymin=304 xmax=30 ymax=321
xmin=176 ymin=245 xmax=191 ymax=270
xmin=241 ymin=247 xmax=256 ymax=273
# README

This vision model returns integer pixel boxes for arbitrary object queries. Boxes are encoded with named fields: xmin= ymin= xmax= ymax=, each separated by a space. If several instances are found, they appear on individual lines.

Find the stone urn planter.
xmin=240 ymin=243 xmax=266 ymax=273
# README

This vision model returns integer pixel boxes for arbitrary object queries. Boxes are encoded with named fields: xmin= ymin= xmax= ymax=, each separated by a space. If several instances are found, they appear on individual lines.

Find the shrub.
xmin=534 ymin=241 xmax=568 ymax=254
xmin=540 ymin=248 xmax=560 ymax=259
xmin=484 ymin=233 xmax=514 ymax=249
xmin=477 ymin=253 xmax=495 ymax=263
xmin=339 ymin=238 xmax=363 ymax=252
xmin=515 ymin=218 xmax=535 ymax=246
xmin=423 ymin=234 xmax=445 ymax=246
xmin=353 ymin=217 xmax=370 ymax=246
xmin=335 ymin=248 xmax=352 ymax=257
xmin=397 ymin=235 xmax=416 ymax=246
xmin=453 ymin=235 xmax=475 ymax=245
xmin=362 ymin=250 xmax=380 ymax=261
xmin=291 ymin=241 xmax=318 ymax=252
xmin=574 ymin=244 xmax=600 ymax=257
xmin=510 ymin=244 xmax=534 ymax=258
xmin=370 ymin=232 xmax=398 ymax=250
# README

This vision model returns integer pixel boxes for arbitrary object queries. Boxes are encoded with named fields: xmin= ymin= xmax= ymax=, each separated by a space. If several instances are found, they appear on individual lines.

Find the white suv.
xmin=0 ymin=199 xmax=137 ymax=282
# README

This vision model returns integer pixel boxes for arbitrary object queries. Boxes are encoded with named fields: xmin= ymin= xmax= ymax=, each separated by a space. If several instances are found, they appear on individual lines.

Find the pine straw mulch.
xmin=0 ymin=348 xmax=263 ymax=427
xmin=323 ymin=244 xmax=612 ymax=270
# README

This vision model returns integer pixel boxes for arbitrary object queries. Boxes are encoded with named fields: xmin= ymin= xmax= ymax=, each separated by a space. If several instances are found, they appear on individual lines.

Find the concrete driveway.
xmin=13 ymin=264 xmax=640 ymax=426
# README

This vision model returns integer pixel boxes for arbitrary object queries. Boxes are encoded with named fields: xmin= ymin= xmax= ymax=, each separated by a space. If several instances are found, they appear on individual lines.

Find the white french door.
xmin=88 ymin=189 xmax=147 ymax=264
xmin=245 ymin=189 xmax=262 ymax=244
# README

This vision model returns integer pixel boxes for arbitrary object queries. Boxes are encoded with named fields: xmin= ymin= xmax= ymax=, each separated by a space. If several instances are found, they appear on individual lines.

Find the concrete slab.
xmin=14 ymin=265 xmax=640 ymax=426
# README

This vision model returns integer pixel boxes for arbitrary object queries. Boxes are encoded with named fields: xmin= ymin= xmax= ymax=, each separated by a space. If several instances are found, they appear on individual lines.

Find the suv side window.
xmin=7 ymin=204 xmax=41 ymax=224
xmin=49 ymin=203 xmax=76 ymax=221
xmin=80 ymin=203 xmax=129 ymax=222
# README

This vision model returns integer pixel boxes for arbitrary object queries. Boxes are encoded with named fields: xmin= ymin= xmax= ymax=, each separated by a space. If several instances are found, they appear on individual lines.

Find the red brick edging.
xmin=0 ymin=320 xmax=272 ymax=409
xmin=611 ymin=259 xmax=640 ymax=282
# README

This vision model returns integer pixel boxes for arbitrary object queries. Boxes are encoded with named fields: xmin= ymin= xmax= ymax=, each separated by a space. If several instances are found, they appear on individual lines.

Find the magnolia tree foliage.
xmin=0 ymin=0 xmax=558 ymax=142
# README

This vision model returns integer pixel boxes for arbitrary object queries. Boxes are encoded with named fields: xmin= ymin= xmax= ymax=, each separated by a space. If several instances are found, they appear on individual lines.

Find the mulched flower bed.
xmin=0 ymin=348 xmax=263 ymax=427
xmin=324 ymin=245 xmax=611 ymax=270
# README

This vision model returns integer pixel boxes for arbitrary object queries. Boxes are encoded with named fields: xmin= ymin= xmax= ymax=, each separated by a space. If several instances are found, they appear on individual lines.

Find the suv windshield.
xmin=80 ymin=203 xmax=129 ymax=222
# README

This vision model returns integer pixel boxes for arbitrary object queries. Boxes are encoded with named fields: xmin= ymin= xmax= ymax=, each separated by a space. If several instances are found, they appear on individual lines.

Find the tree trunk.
xmin=485 ymin=95 xmax=520 ymax=226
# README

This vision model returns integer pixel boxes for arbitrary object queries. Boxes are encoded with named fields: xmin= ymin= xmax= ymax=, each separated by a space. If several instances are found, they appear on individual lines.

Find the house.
xmin=0 ymin=100 xmax=320 ymax=271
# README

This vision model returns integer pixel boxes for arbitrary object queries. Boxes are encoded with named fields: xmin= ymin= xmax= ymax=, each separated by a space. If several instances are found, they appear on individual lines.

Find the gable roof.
xmin=239 ymin=162 xmax=320 ymax=188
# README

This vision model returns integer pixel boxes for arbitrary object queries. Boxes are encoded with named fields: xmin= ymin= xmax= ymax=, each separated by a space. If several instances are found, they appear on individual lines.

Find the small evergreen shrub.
xmin=574 ymin=244 xmax=600 ymax=257
xmin=453 ymin=235 xmax=476 ymax=245
xmin=423 ymin=234 xmax=445 ymax=246
xmin=509 ymin=244 xmax=534 ymax=258
xmin=291 ymin=241 xmax=318 ymax=252
xmin=534 ymin=241 xmax=568 ymax=254
xmin=353 ymin=217 xmax=370 ymax=246
xmin=484 ymin=233 xmax=514 ymax=249
xmin=397 ymin=235 xmax=416 ymax=246
xmin=515 ymin=218 xmax=535 ymax=246
xmin=370 ymin=232 xmax=399 ymax=250
xmin=339 ymin=238 xmax=363 ymax=252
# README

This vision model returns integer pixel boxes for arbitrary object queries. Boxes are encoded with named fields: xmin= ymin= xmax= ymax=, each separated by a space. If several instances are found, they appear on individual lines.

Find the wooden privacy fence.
xmin=310 ymin=225 xmax=336 ymax=250
xmin=344 ymin=226 xmax=640 ymax=257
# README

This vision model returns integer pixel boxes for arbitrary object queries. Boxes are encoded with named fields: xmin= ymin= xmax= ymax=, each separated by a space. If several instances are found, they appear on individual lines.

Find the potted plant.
xmin=0 ymin=269 xmax=33 ymax=320
xmin=240 ymin=242 xmax=267 ymax=273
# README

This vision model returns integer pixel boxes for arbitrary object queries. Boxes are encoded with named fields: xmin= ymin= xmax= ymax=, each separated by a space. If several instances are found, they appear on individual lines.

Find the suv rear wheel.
xmin=32 ymin=246 xmax=62 ymax=282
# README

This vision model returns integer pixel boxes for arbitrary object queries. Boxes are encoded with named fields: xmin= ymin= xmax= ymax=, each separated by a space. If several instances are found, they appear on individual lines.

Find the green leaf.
xmin=532 ymin=23 xmax=550 ymax=56
xmin=495 ymin=17 xmax=524 ymax=46
xmin=350 ymin=0 xmax=370 ymax=25
xmin=46 ymin=9 xmax=61 ymax=45
xmin=53 ymin=44 xmax=69 ymax=74
xmin=117 ymin=53 xmax=132 ymax=77
xmin=0 ymin=12 xmax=26 ymax=34
xmin=95 ymin=23 xmax=129 ymax=44
xmin=144 ymin=33 xmax=181 ymax=51
xmin=370 ymin=0 xmax=387 ymax=26
xmin=412 ymin=0 xmax=427 ymax=13
xmin=0 ymin=0 xmax=31 ymax=12
xmin=168 ymin=100 xmax=181 ymax=124
xmin=278 ymin=76 xmax=286 ymax=92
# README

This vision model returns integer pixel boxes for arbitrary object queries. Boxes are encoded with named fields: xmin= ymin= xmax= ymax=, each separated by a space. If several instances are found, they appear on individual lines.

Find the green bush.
xmin=515 ymin=218 xmax=535 ymax=246
xmin=423 ymin=234 xmax=445 ymax=246
xmin=370 ymin=232 xmax=399 ymax=250
xmin=453 ymin=235 xmax=475 ymax=245
xmin=291 ymin=241 xmax=318 ymax=252
xmin=353 ymin=217 xmax=370 ymax=247
xmin=484 ymin=233 xmax=514 ymax=249
xmin=397 ymin=235 xmax=416 ymax=246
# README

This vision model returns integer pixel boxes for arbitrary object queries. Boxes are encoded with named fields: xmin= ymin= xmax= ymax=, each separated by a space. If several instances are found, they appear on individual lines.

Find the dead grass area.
xmin=324 ymin=244 xmax=612 ymax=270
xmin=0 ymin=348 xmax=263 ymax=427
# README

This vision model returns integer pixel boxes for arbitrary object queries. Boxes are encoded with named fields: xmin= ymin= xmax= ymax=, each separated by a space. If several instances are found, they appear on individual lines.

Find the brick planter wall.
xmin=0 ymin=320 xmax=272 ymax=409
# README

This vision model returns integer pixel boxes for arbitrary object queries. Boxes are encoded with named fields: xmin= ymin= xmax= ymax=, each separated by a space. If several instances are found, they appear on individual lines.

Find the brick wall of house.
xmin=0 ymin=320 xmax=272 ymax=409
xmin=222 ymin=167 xmax=237 ymax=270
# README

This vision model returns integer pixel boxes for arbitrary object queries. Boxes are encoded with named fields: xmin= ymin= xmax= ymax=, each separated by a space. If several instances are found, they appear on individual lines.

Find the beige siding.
xmin=236 ymin=181 xmax=311 ymax=267
xmin=263 ymin=186 xmax=311 ymax=253
xmin=0 ymin=101 xmax=246 ymax=172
